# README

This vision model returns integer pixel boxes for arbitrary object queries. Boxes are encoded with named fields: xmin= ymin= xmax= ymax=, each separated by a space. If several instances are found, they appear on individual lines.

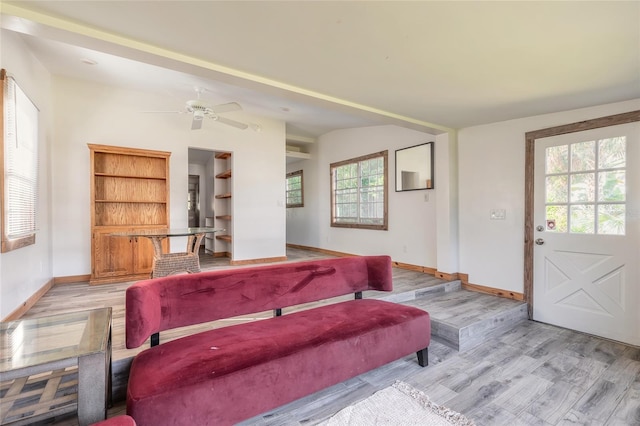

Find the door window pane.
xmin=546 ymin=145 xmax=568 ymax=174
xmin=546 ymin=205 xmax=567 ymax=233
xmin=570 ymin=205 xmax=595 ymax=234
xmin=598 ymin=171 xmax=625 ymax=202
xmin=598 ymin=204 xmax=625 ymax=235
xmin=571 ymin=141 xmax=595 ymax=172
xmin=598 ymin=137 xmax=626 ymax=169
xmin=570 ymin=173 xmax=595 ymax=202
xmin=546 ymin=175 xmax=568 ymax=203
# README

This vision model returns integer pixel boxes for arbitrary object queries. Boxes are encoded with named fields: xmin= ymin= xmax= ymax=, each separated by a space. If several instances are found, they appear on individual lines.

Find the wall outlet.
xmin=490 ymin=209 xmax=506 ymax=220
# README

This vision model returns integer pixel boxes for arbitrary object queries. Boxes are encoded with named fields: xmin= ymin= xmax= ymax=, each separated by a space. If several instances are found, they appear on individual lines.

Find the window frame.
xmin=330 ymin=150 xmax=388 ymax=230
xmin=286 ymin=169 xmax=304 ymax=208
xmin=1 ymin=69 xmax=39 ymax=253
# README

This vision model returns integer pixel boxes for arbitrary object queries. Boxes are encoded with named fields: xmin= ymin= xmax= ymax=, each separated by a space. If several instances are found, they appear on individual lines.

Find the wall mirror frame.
xmin=395 ymin=142 xmax=434 ymax=192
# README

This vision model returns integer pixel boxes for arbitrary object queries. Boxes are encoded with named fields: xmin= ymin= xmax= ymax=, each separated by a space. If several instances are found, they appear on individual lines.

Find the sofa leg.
xmin=416 ymin=347 xmax=428 ymax=367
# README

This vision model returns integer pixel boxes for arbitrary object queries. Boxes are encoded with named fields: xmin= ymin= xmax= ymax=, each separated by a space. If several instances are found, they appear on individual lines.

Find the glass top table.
xmin=0 ymin=308 xmax=112 ymax=425
xmin=111 ymin=227 xmax=224 ymax=278
xmin=110 ymin=227 xmax=224 ymax=239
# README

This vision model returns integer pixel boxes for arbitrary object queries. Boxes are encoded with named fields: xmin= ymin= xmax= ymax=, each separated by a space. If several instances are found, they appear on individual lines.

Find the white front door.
xmin=533 ymin=122 xmax=639 ymax=346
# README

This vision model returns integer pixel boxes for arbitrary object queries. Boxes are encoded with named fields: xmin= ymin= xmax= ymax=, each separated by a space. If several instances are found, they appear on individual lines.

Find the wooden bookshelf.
xmin=89 ymin=144 xmax=170 ymax=284
xmin=215 ymin=169 xmax=231 ymax=179
xmin=214 ymin=151 xmax=232 ymax=256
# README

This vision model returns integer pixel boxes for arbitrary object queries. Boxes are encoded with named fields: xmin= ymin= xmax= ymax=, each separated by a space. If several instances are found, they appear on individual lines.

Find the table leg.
xmin=188 ymin=233 xmax=206 ymax=254
xmin=149 ymin=236 xmax=168 ymax=279
xmin=77 ymin=349 xmax=109 ymax=425
xmin=149 ymin=236 xmax=165 ymax=258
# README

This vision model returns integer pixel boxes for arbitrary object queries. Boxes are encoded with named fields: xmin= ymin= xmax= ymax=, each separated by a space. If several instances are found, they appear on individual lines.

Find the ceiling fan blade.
xmin=213 ymin=116 xmax=249 ymax=130
xmin=207 ymin=102 xmax=242 ymax=114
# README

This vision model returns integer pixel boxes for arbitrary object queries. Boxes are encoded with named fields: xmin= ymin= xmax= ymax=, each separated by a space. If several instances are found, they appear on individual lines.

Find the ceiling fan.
xmin=145 ymin=89 xmax=250 ymax=130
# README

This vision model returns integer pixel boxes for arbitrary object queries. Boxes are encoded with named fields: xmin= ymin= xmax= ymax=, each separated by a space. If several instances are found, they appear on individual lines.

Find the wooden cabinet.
xmin=91 ymin=228 xmax=156 ymax=280
xmin=214 ymin=152 xmax=232 ymax=257
xmin=89 ymin=144 xmax=171 ymax=284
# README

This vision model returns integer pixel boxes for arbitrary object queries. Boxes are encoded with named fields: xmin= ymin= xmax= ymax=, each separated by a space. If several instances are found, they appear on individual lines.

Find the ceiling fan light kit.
xmin=191 ymin=109 xmax=204 ymax=130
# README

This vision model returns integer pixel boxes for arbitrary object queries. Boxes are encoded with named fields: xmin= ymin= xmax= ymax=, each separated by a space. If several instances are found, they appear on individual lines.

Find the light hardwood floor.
xmin=19 ymin=248 xmax=640 ymax=425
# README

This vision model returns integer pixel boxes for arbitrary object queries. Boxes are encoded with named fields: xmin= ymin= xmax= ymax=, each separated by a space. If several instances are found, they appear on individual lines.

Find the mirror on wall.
xmin=395 ymin=142 xmax=434 ymax=191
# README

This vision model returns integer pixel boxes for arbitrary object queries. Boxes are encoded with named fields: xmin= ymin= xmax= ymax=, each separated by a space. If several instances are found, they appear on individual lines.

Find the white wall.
xmin=51 ymin=76 xmax=286 ymax=276
xmin=458 ymin=98 xmax=640 ymax=293
xmin=286 ymin=125 xmax=439 ymax=268
xmin=0 ymin=31 xmax=54 ymax=319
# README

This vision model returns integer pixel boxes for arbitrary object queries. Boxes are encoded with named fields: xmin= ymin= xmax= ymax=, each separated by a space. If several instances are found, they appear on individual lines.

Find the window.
xmin=1 ymin=69 xmax=39 ymax=252
xmin=330 ymin=150 xmax=388 ymax=230
xmin=545 ymin=137 xmax=626 ymax=235
xmin=286 ymin=170 xmax=304 ymax=208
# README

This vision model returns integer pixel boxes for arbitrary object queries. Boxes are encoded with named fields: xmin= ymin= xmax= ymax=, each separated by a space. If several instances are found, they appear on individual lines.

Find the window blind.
xmin=2 ymin=70 xmax=39 ymax=252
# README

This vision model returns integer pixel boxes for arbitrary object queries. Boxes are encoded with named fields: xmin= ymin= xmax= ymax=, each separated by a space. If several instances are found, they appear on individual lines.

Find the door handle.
xmin=535 ymin=238 xmax=545 ymax=245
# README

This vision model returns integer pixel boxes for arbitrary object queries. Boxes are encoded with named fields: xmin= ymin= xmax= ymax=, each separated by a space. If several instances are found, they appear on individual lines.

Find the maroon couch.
xmin=125 ymin=255 xmax=430 ymax=426
xmin=91 ymin=415 xmax=136 ymax=426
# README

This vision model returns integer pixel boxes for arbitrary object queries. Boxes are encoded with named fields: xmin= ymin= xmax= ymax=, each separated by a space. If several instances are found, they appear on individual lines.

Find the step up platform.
xmin=376 ymin=281 xmax=528 ymax=352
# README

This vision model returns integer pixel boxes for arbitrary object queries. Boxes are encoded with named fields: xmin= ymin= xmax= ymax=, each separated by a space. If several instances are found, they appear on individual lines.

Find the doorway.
xmin=188 ymin=175 xmax=200 ymax=228
xmin=524 ymin=110 xmax=640 ymax=346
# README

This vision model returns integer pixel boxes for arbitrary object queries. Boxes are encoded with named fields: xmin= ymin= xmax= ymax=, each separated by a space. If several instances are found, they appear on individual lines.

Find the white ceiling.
xmin=2 ymin=1 xmax=639 ymax=138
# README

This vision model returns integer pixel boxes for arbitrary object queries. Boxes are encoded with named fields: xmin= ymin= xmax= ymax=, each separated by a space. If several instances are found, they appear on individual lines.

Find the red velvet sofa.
xmin=125 ymin=255 xmax=431 ymax=425
xmin=91 ymin=415 xmax=136 ymax=426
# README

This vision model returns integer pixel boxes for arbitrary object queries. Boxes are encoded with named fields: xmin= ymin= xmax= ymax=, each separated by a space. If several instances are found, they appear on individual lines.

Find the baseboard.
xmin=286 ymin=244 xmax=523 ymax=301
xmin=213 ymin=251 xmax=230 ymax=258
xmin=459 ymin=273 xmax=524 ymax=301
xmin=286 ymin=244 xmax=436 ymax=275
xmin=54 ymin=274 xmax=91 ymax=285
xmin=392 ymin=261 xmax=437 ymax=275
xmin=286 ymin=244 xmax=356 ymax=259
xmin=2 ymin=278 xmax=54 ymax=321
xmin=230 ymin=256 xmax=287 ymax=266
xmin=435 ymin=270 xmax=459 ymax=281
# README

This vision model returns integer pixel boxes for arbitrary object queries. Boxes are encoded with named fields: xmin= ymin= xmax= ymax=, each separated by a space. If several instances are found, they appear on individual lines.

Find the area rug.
xmin=319 ymin=381 xmax=475 ymax=426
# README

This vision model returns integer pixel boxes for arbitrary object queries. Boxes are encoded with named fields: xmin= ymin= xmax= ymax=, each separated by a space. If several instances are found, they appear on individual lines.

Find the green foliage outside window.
xmin=545 ymin=137 xmax=626 ymax=235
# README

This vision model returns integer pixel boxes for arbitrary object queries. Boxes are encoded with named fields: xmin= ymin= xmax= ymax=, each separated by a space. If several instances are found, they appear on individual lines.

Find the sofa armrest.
xmin=364 ymin=255 xmax=393 ymax=292
xmin=126 ymin=281 xmax=162 ymax=348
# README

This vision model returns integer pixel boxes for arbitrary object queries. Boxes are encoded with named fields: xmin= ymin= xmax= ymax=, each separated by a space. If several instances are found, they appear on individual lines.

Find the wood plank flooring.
xmin=239 ymin=321 xmax=639 ymax=425
xmin=14 ymin=248 xmax=640 ymax=425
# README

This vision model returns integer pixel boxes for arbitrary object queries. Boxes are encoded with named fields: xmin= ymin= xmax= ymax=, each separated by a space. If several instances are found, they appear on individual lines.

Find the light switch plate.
xmin=490 ymin=209 xmax=506 ymax=220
